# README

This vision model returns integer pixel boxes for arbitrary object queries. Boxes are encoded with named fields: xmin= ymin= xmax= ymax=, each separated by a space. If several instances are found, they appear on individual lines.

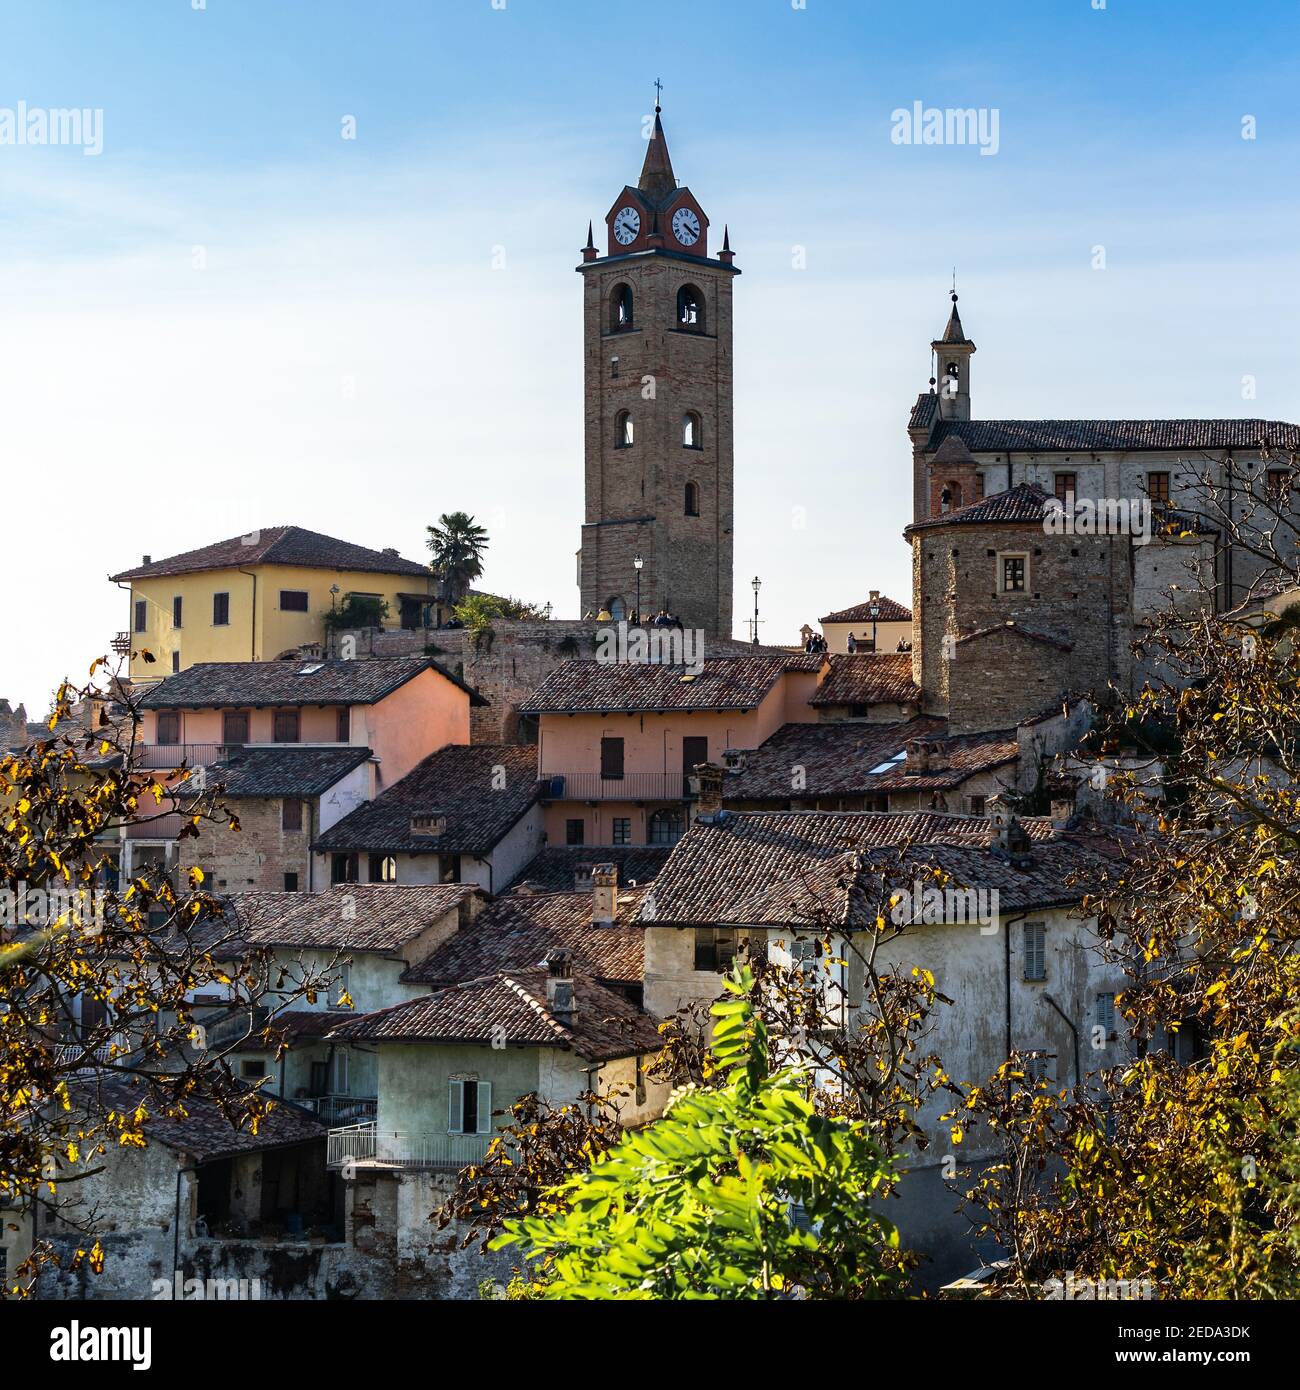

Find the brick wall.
xmin=179 ymin=795 xmax=313 ymax=893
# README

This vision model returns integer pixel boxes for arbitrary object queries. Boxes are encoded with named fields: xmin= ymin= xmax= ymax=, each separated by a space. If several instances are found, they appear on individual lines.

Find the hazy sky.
xmin=2 ymin=0 xmax=1298 ymax=711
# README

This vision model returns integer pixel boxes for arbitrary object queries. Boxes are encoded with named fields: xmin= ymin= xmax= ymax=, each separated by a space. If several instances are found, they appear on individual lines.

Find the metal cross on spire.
xmin=654 ymin=78 xmax=663 ymax=110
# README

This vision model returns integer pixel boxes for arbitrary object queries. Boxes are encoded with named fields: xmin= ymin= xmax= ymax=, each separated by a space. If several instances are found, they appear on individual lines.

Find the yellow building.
xmin=818 ymin=593 xmax=913 ymax=655
xmin=111 ymin=526 xmax=440 ymax=684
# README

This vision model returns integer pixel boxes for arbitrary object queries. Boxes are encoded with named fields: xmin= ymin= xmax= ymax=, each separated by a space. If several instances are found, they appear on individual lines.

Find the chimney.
xmin=695 ymin=763 xmax=725 ymax=818
xmin=142 ymin=555 xmax=152 ymax=566
xmin=544 ymin=948 xmax=574 ymax=1020
xmin=591 ymin=863 xmax=618 ymax=926
xmin=905 ymin=739 xmax=934 ymax=775
xmin=988 ymin=795 xmax=1033 ymax=862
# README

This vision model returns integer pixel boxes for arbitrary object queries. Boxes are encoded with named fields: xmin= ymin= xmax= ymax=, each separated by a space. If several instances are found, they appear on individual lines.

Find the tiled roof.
xmin=956 ymin=622 xmax=1073 ymax=654
xmin=505 ymin=846 xmax=672 ymax=893
xmin=906 ymin=482 xmax=1055 ymax=531
xmin=642 ymin=811 xmax=1100 ymax=927
xmin=329 ymin=970 xmax=662 ymax=1062
xmin=312 ymin=744 xmax=542 ymax=856
xmin=820 ymin=595 xmax=912 ymax=626
xmin=402 ymin=888 xmax=647 ymax=987
xmin=138 ymin=656 xmax=483 ymax=709
xmin=111 ymin=525 xmax=431 ymax=582
xmin=931 ymin=418 xmax=1300 ymax=455
xmin=204 ymin=745 xmax=372 ymax=798
xmin=237 ymin=883 xmax=481 ymax=953
xmin=909 ymin=393 xmax=938 ymax=431
xmin=70 ymin=1079 xmax=326 ymax=1163
xmin=723 ymin=719 xmax=1018 ymax=800
xmin=810 ymin=653 xmax=920 ymax=707
xmin=520 ymin=655 xmax=792 ymax=715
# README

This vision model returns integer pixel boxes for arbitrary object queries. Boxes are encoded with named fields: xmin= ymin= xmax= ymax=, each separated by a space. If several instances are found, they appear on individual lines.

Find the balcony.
xmin=326 ymin=1121 xmax=494 ymax=1172
xmin=134 ymin=742 xmax=245 ymax=770
xmin=540 ymin=770 xmax=687 ymax=802
xmin=305 ymin=1095 xmax=378 ymax=1127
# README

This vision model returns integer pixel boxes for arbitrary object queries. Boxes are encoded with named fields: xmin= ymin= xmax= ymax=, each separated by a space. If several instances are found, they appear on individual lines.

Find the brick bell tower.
xmin=576 ymin=96 xmax=738 ymax=638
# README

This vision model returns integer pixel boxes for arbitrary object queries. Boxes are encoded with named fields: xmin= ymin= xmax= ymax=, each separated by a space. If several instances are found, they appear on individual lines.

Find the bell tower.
xmin=933 ymin=292 xmax=975 ymax=422
xmin=576 ymin=98 xmax=738 ymax=638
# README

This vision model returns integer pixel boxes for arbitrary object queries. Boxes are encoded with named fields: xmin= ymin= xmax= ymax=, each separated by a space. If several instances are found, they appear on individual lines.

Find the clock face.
xmin=613 ymin=206 xmax=641 ymax=245
xmin=672 ymin=207 xmax=701 ymax=246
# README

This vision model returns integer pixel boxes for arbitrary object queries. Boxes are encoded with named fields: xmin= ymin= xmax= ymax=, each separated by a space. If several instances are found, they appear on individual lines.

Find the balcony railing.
xmin=306 ymin=1096 xmax=378 ymax=1127
xmin=540 ymin=770 xmax=687 ymax=802
xmin=134 ymin=742 xmax=244 ymax=769
xmin=326 ymin=1121 xmax=494 ymax=1172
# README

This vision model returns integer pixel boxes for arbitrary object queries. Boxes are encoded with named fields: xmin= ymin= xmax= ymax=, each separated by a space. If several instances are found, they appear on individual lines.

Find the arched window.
xmin=608 ymin=597 xmax=626 ymax=621
xmin=682 ymin=412 xmax=702 ymax=449
xmin=615 ymin=411 xmax=634 ymax=448
xmin=648 ymin=807 xmax=684 ymax=845
xmin=610 ymin=283 xmax=634 ymax=332
xmin=677 ymin=284 xmax=705 ymax=331
xmin=684 ymin=481 xmax=700 ymax=516
xmin=940 ymin=480 xmax=962 ymax=514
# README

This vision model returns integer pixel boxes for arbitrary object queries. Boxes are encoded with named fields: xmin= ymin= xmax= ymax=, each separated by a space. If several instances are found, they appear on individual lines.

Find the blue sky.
xmin=2 ymin=0 xmax=1298 ymax=710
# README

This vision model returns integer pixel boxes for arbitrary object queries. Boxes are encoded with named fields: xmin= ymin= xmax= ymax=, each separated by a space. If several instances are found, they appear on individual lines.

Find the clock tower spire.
xmin=575 ymin=101 xmax=738 ymax=639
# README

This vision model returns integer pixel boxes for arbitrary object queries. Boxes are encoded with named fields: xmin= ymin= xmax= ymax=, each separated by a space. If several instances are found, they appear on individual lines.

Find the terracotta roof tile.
xmin=234 ymin=883 xmax=481 ymax=953
xmin=907 ymin=482 xmax=1055 ymax=532
xmin=139 ymin=656 xmax=483 ymax=708
xmin=313 ymin=744 xmax=541 ymax=856
xmin=403 ymin=888 xmax=646 ymax=986
xmin=810 ymin=653 xmax=920 ymax=707
xmin=505 ymin=846 xmax=672 ymax=893
xmin=202 ymin=745 xmax=373 ymax=798
xmin=819 ymin=595 xmax=912 ymax=626
xmin=111 ymin=525 xmax=431 ymax=582
xmin=329 ymin=970 xmax=661 ymax=1062
xmin=520 ymin=655 xmax=792 ymax=715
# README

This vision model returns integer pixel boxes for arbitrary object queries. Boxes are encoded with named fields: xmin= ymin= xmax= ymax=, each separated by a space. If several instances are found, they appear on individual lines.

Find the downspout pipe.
xmin=1044 ymin=993 xmax=1082 ymax=1088
xmin=1003 ymin=911 xmax=1029 ymax=1065
xmin=174 ymin=1163 xmax=199 ymax=1280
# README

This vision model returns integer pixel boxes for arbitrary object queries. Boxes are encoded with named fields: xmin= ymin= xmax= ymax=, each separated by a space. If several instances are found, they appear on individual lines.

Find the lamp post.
xmin=751 ymin=575 xmax=762 ymax=646
xmin=868 ymin=589 xmax=881 ymax=652
xmin=633 ymin=554 xmax=644 ymax=625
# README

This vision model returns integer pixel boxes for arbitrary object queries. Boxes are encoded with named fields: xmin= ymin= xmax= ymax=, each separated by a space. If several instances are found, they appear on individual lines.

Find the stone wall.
xmin=178 ymin=794 xmax=314 ymax=893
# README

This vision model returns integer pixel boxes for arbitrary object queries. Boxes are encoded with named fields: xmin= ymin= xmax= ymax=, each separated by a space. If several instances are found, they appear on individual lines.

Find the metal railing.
xmin=134 ymin=742 xmax=244 ymax=769
xmin=540 ymin=770 xmax=687 ymax=801
xmin=307 ymin=1096 xmax=378 ymax=1127
xmin=326 ymin=1122 xmax=494 ymax=1172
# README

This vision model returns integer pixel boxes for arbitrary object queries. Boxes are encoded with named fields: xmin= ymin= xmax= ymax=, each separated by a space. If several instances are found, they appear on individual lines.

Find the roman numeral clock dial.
xmin=613 ymin=206 xmax=640 ymax=245
xmin=672 ymin=207 xmax=700 ymax=246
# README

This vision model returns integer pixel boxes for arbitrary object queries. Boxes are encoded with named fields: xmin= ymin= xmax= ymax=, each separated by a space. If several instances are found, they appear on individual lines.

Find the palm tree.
xmin=426 ymin=511 xmax=489 ymax=606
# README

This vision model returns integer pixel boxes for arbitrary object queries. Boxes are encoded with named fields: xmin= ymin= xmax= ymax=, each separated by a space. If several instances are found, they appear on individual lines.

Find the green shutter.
xmin=476 ymin=1081 xmax=492 ymax=1135
xmin=448 ymin=1078 xmax=463 ymax=1134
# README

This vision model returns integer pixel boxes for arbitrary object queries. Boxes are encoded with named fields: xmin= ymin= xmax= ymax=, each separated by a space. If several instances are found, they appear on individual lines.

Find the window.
xmin=600 ymin=736 xmax=625 ymax=781
xmin=369 ymin=853 xmax=397 ymax=882
xmin=440 ymin=855 xmax=461 ymax=884
xmin=172 ymin=651 xmax=181 ymax=674
xmin=279 ymin=589 xmax=309 ymax=612
xmin=610 ymin=282 xmax=634 ymax=331
xmin=612 ymin=817 xmax=632 ymax=845
xmin=608 ymin=597 xmax=626 ymax=621
xmin=273 ymin=709 xmax=300 ymax=743
xmin=330 ymin=1048 xmax=349 ymax=1094
xmin=1096 ymin=992 xmax=1117 ymax=1034
xmin=172 ymin=596 xmax=183 ymax=628
xmin=1001 ymin=555 xmax=1027 ymax=593
xmin=240 ymin=1059 xmax=267 ymax=1080
xmin=331 ymin=852 xmax=359 ymax=885
xmin=682 ymin=735 xmax=709 ymax=779
xmin=282 ymin=799 xmax=303 ymax=832
xmin=967 ymin=794 xmax=987 ymax=816
xmin=449 ymin=1079 xmax=492 ymax=1136
xmin=975 ymin=473 xmax=985 ymax=501
xmin=941 ymin=480 xmax=962 ymax=513
xmin=566 ymin=818 xmax=585 ymax=846
xmin=648 ymin=807 xmax=684 ymax=845
xmin=213 ymin=592 xmax=230 ymax=626
xmin=134 ymin=599 xmax=148 ymax=633
xmin=1267 ymin=468 xmax=1290 ymax=499
xmin=283 ymin=872 xmax=299 ymax=892
xmin=694 ymin=926 xmax=737 ymax=972
xmin=684 ymin=481 xmax=700 ymax=516
xmin=1054 ymin=472 xmax=1077 ymax=504
xmin=222 ymin=710 xmax=249 ymax=744
xmin=615 ymin=411 xmax=634 ymax=448
xmin=682 ymin=412 xmax=702 ymax=449
xmin=1147 ymin=471 xmax=1170 ymax=505
xmin=677 ymin=284 xmax=704 ymax=331
xmin=1023 ymin=921 xmax=1046 ymax=981
xmin=156 ymin=711 xmax=181 ymax=745
xmin=336 ymin=707 xmax=350 ymax=742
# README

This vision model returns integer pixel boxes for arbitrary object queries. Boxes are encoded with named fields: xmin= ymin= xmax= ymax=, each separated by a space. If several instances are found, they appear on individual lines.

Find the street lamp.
xmin=868 ymin=589 xmax=881 ymax=652
xmin=751 ymin=575 xmax=762 ymax=646
xmin=633 ymin=554 xmax=644 ymax=624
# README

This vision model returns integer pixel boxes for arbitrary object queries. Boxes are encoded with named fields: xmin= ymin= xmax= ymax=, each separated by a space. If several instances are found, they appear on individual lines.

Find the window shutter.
xmin=476 ymin=1081 xmax=492 ymax=1135
xmin=448 ymin=1079 xmax=464 ymax=1134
